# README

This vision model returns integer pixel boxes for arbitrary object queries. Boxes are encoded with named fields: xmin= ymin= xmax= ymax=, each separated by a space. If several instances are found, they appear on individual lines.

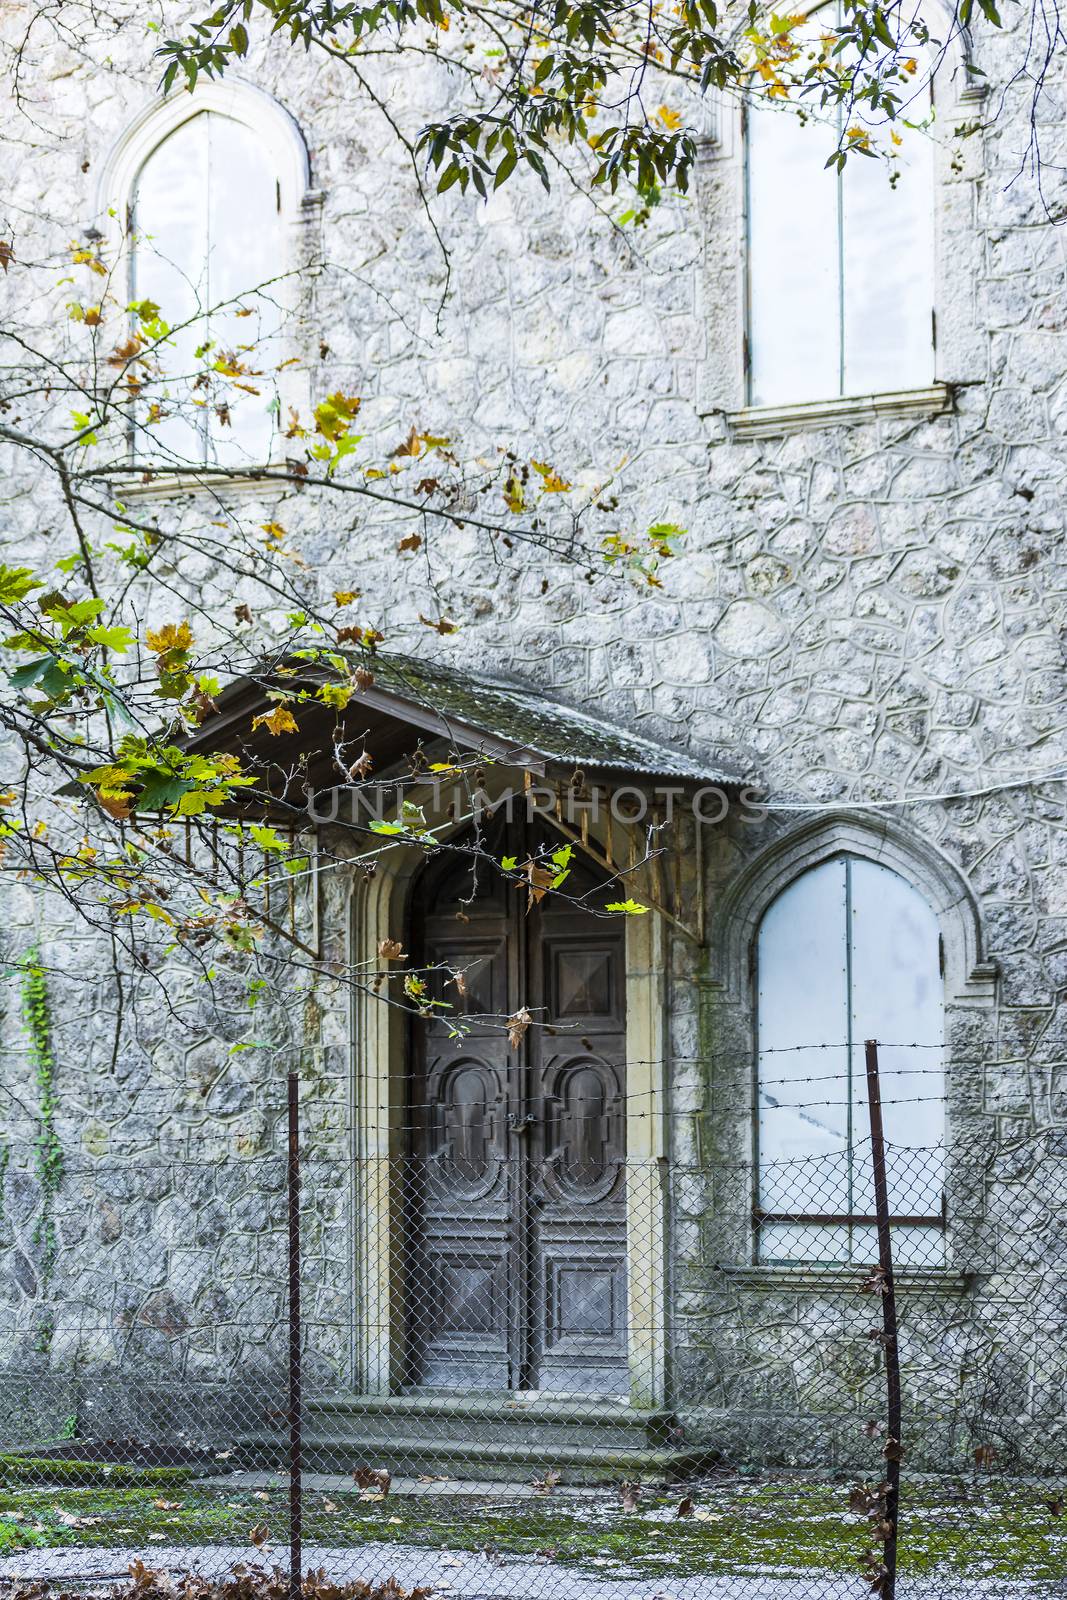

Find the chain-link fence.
xmin=1 ymin=1057 xmax=1065 ymax=1600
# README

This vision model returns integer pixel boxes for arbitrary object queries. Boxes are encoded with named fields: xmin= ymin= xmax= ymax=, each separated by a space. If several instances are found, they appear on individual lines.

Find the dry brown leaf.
xmin=378 ymin=939 xmax=407 ymax=962
xmin=352 ymin=1466 xmax=392 ymax=1496
xmin=507 ymin=1007 xmax=533 ymax=1049
xmin=249 ymin=1523 xmax=270 ymax=1546
xmin=677 ymin=1496 xmax=694 ymax=1518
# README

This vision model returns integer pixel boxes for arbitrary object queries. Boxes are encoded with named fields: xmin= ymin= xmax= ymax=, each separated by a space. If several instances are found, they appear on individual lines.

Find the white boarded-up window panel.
xmin=204 ymin=115 xmax=283 ymax=466
xmin=747 ymin=2 xmax=935 ymax=406
xmin=133 ymin=115 xmax=209 ymax=463
xmin=841 ymin=87 xmax=935 ymax=396
xmin=849 ymin=858 xmax=945 ymax=1218
xmin=747 ymin=100 xmax=840 ymax=408
xmin=133 ymin=112 xmax=281 ymax=467
xmin=757 ymin=857 xmax=849 ymax=1216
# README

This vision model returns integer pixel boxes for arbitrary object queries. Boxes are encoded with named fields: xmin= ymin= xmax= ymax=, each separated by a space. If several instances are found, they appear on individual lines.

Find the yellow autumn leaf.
xmin=656 ymin=105 xmax=682 ymax=130
xmin=146 ymin=621 xmax=193 ymax=655
xmin=334 ymin=590 xmax=361 ymax=606
xmin=503 ymin=474 xmax=525 ymax=513
xmin=531 ymin=460 xmax=572 ymax=493
xmin=252 ymin=707 xmax=299 ymax=736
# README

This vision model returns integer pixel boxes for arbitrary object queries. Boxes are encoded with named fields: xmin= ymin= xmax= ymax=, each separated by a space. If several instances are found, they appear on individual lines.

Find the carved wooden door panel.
xmin=528 ymin=893 xmax=628 ymax=1393
xmin=407 ymin=826 xmax=628 ymax=1395
xmin=406 ymin=854 xmax=516 ymax=1390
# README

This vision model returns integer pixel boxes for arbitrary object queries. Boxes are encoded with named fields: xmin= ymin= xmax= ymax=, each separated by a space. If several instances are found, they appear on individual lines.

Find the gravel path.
xmin=0 ymin=1543 xmax=1057 ymax=1600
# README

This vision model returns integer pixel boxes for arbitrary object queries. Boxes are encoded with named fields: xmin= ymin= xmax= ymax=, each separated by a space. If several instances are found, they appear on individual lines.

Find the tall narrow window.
xmin=746 ymin=10 xmax=935 ymax=407
xmin=131 ymin=110 xmax=283 ymax=467
xmin=756 ymin=855 xmax=945 ymax=1264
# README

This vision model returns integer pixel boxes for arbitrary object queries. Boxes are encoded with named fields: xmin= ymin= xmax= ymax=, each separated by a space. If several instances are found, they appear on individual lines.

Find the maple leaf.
xmin=348 ymin=750 xmax=374 ymax=778
xmin=377 ymin=938 xmax=407 ymax=961
xmin=96 ymin=789 xmax=132 ymax=821
xmin=107 ymin=335 xmax=143 ymax=366
xmin=397 ymin=533 xmax=422 ymax=553
xmin=656 ymin=104 xmax=682 ymax=129
xmin=531 ymin=459 xmax=572 ymax=492
xmin=391 ymin=425 xmax=422 ymax=458
xmin=146 ymin=620 xmax=193 ymax=655
xmin=334 ymin=590 xmax=361 ymax=606
xmin=252 ymin=707 xmax=299 ymax=737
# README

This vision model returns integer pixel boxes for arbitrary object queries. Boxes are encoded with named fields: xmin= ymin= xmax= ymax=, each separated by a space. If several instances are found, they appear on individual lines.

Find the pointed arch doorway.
xmin=403 ymin=820 xmax=629 ymax=1395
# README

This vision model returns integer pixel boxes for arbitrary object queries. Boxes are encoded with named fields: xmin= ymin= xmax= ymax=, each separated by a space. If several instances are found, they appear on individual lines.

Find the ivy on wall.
xmin=20 ymin=947 xmax=63 ymax=1281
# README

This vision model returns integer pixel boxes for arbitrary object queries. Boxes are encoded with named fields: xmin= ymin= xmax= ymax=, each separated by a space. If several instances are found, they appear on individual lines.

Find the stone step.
xmin=304 ymin=1393 xmax=681 ymax=1452
xmin=244 ymin=1430 xmax=714 ymax=1487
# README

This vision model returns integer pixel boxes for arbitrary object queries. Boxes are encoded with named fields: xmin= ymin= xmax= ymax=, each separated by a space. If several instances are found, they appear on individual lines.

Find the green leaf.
xmin=86 ymin=624 xmax=134 ymax=652
xmin=0 ymin=565 xmax=42 ymax=603
xmin=605 ymin=899 xmax=650 ymax=915
xmin=249 ymin=824 xmax=291 ymax=853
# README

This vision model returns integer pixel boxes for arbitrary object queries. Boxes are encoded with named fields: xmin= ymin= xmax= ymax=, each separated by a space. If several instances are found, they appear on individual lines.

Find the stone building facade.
xmin=1 ymin=0 xmax=1066 ymax=1478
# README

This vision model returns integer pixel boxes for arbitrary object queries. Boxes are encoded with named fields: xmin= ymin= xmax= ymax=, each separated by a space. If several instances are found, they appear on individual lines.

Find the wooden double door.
xmin=404 ymin=825 xmax=629 ymax=1395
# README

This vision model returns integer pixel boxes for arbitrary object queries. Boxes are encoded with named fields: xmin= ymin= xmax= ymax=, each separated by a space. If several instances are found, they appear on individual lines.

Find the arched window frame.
xmin=95 ymin=82 xmax=318 ymax=483
xmin=705 ymin=814 xmax=997 ymax=1274
xmin=697 ymin=5 xmax=985 ymax=435
xmin=754 ymin=851 xmax=947 ymax=1264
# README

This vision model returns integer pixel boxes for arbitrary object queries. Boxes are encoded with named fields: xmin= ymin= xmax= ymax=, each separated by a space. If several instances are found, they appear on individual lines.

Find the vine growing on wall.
xmin=20 ymin=947 xmax=63 ymax=1282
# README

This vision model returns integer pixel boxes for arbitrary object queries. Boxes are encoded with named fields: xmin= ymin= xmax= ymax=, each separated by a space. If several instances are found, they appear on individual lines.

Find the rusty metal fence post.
xmin=287 ymin=1071 xmax=303 ymax=1600
xmin=865 ymin=1038 xmax=902 ymax=1600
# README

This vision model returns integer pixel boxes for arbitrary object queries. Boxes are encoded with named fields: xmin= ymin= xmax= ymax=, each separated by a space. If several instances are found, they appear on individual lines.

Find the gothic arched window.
xmin=756 ymin=854 xmax=945 ymax=1263
xmin=127 ymin=101 xmax=296 ymax=467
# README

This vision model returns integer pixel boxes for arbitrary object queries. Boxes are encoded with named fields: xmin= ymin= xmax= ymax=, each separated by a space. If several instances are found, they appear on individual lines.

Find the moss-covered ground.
xmin=0 ymin=1464 xmax=1064 ymax=1584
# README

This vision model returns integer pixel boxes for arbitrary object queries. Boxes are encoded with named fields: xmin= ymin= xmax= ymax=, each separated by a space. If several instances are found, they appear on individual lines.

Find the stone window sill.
xmin=725 ymin=384 xmax=952 ymax=441
xmin=718 ymin=1263 xmax=975 ymax=1293
xmin=117 ymin=468 xmax=293 ymax=502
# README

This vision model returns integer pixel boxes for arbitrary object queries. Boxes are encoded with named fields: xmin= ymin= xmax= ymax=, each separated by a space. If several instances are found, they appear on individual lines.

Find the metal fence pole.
xmin=287 ymin=1072 xmax=302 ymax=1600
xmin=865 ymin=1038 xmax=902 ymax=1600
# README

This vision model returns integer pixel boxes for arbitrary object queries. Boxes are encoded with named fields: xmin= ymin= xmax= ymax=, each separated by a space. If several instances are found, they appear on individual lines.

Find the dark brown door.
xmin=405 ymin=823 xmax=628 ymax=1394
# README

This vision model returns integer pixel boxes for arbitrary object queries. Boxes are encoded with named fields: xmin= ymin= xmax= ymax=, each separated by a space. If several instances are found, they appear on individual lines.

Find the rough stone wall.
xmin=0 ymin=0 xmax=1066 ymax=1467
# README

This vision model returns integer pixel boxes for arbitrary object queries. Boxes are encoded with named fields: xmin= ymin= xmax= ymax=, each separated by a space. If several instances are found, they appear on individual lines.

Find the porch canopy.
xmin=182 ymin=650 xmax=747 ymax=816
